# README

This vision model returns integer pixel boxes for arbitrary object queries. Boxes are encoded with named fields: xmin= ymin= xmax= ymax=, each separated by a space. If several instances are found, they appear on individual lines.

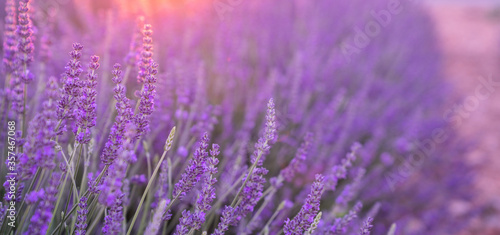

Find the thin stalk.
xmin=126 ymin=127 xmax=175 ymax=235
xmin=50 ymin=164 xmax=110 ymax=235
xmin=86 ymin=207 xmax=104 ymax=234
xmin=258 ymin=201 xmax=286 ymax=235
xmin=47 ymin=170 xmax=70 ymax=233
xmin=246 ymin=188 xmax=277 ymax=231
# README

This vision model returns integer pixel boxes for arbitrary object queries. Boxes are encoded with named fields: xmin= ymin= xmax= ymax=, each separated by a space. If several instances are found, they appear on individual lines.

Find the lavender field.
xmin=0 ymin=0 xmax=497 ymax=234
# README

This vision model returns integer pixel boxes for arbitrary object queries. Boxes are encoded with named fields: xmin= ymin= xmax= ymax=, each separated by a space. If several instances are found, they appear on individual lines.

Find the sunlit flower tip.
xmin=111 ymin=63 xmax=123 ymax=84
xmin=165 ymin=126 xmax=176 ymax=151
xmin=265 ymin=98 xmax=276 ymax=141
xmin=89 ymin=55 xmax=100 ymax=70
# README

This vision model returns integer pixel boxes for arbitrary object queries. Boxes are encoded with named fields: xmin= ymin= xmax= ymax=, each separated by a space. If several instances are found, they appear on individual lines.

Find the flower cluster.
xmin=76 ymin=55 xmax=100 ymax=143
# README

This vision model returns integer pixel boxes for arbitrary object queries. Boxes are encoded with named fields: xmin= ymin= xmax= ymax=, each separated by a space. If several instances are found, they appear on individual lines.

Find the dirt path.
xmin=426 ymin=4 xmax=500 ymax=233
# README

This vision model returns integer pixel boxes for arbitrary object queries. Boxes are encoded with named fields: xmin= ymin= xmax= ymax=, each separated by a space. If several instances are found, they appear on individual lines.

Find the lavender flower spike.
xmin=197 ymin=144 xmax=220 ymax=212
xmin=3 ymin=0 xmax=17 ymax=75
xmin=134 ymin=61 xmax=158 ymax=140
xmin=359 ymin=217 xmax=374 ymax=235
xmin=284 ymin=174 xmax=325 ymax=235
xmin=57 ymin=43 xmax=84 ymax=121
xmin=329 ymin=201 xmax=363 ymax=234
xmin=137 ymin=24 xmax=154 ymax=83
xmin=304 ymin=212 xmax=322 ymax=235
xmin=280 ymin=132 xmax=314 ymax=182
xmin=75 ymin=196 xmax=89 ymax=235
xmin=175 ymin=144 xmax=221 ymax=234
xmin=212 ymin=206 xmax=235 ymax=235
xmin=172 ymin=132 xmax=210 ymax=200
xmin=228 ymin=98 xmax=277 ymax=225
xmin=76 ymin=55 xmax=100 ymax=144
xmin=101 ymin=64 xmax=133 ymax=165
xmin=145 ymin=199 xmax=167 ymax=235
xmin=26 ymin=172 xmax=61 ymax=235
xmin=17 ymin=0 xmax=35 ymax=84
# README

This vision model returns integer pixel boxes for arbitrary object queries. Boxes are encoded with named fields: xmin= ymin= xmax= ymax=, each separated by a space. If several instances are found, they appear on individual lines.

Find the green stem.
xmin=50 ymin=164 xmax=110 ymax=235
xmin=126 ymin=148 xmax=169 ymax=235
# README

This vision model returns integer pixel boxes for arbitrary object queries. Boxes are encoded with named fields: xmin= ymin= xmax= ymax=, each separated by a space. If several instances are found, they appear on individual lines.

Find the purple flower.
xmin=18 ymin=77 xmax=59 ymax=179
xmin=232 ymin=167 xmax=268 ymax=225
xmin=283 ymin=174 xmax=325 ymax=235
xmin=172 ymin=133 xmax=210 ymax=200
xmin=75 ymin=196 xmax=89 ymax=235
xmin=280 ymin=132 xmax=314 ymax=182
xmin=101 ymin=64 xmax=134 ymax=165
xmin=196 ymin=144 xmax=220 ymax=213
xmin=329 ymin=202 xmax=363 ymax=234
xmin=16 ymin=0 xmax=34 ymax=84
xmin=326 ymin=142 xmax=362 ymax=190
xmin=359 ymin=217 xmax=374 ymax=235
xmin=145 ymin=199 xmax=167 ymax=235
xmin=174 ymin=210 xmax=194 ymax=235
xmin=335 ymin=168 xmax=365 ymax=208
xmin=137 ymin=24 xmax=154 ymax=83
xmin=2 ymin=0 xmax=17 ymax=74
xmin=24 ymin=189 xmax=44 ymax=205
xmin=57 ymin=43 xmax=84 ymax=121
xmin=134 ymin=61 xmax=158 ymax=140
xmin=75 ymin=55 xmax=100 ymax=144
xmin=175 ymin=144 xmax=221 ymax=234
xmin=25 ymin=172 xmax=61 ymax=235
xmin=251 ymin=98 xmax=277 ymax=166
xmin=212 ymin=206 xmax=235 ymax=235
xmin=102 ymin=193 xmax=124 ymax=234
xmin=100 ymin=124 xmax=136 ymax=207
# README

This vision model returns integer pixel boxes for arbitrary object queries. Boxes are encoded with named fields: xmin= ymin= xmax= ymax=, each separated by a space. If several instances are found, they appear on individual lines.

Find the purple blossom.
xmin=329 ymin=202 xmax=363 ymax=234
xmin=75 ymin=196 xmax=89 ymax=235
xmin=175 ymin=144 xmax=221 ymax=234
xmin=172 ymin=132 xmax=210 ymax=200
xmin=196 ymin=144 xmax=220 ymax=213
xmin=2 ymin=0 xmax=17 ymax=74
xmin=326 ymin=142 xmax=362 ymax=190
xmin=102 ymin=194 xmax=124 ymax=234
xmin=280 ymin=132 xmax=314 ymax=182
xmin=24 ymin=189 xmax=44 ymax=205
xmin=101 ymin=64 xmax=133 ymax=165
xmin=283 ymin=174 xmax=325 ymax=235
xmin=335 ymin=168 xmax=366 ymax=208
xmin=145 ymin=199 xmax=167 ymax=235
xmin=76 ymin=55 xmax=100 ymax=144
xmin=359 ymin=217 xmax=374 ymax=235
xmin=57 ymin=43 xmax=84 ymax=121
xmin=25 ymin=172 xmax=61 ymax=235
xmin=212 ymin=206 xmax=235 ymax=235
xmin=16 ymin=0 xmax=34 ymax=84
xmin=174 ymin=210 xmax=194 ymax=235
xmin=137 ymin=24 xmax=153 ymax=83
xmin=18 ymin=77 xmax=59 ymax=179
xmin=134 ymin=61 xmax=158 ymax=140
xmin=232 ymin=167 xmax=268 ymax=225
